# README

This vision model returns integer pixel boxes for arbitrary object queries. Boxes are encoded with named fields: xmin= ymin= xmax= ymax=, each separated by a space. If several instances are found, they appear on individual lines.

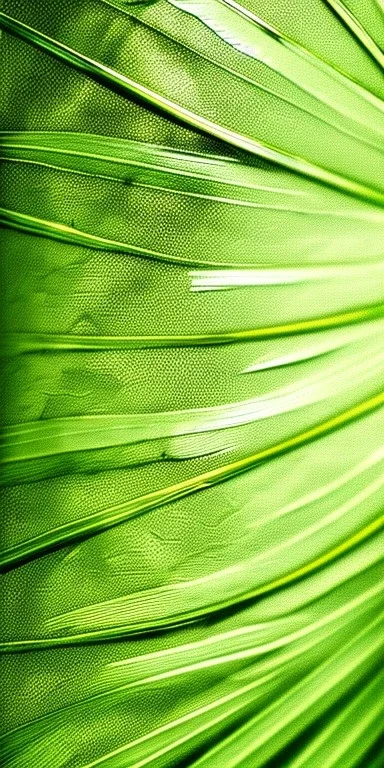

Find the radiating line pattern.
xmin=0 ymin=0 xmax=383 ymax=766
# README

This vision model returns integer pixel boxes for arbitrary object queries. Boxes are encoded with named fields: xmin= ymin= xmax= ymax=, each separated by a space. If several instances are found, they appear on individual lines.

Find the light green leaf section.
xmin=324 ymin=0 xmax=384 ymax=67
xmin=167 ymin=0 xmax=384 ymax=136
xmin=1 ymin=0 xmax=383 ymax=766
xmin=1 ymin=10 xmax=384 ymax=202
xmin=3 ymin=132 xmax=384 ymax=270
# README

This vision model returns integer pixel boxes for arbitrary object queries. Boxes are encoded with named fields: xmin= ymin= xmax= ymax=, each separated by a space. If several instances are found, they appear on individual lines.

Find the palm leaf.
xmin=1 ymin=0 xmax=383 ymax=765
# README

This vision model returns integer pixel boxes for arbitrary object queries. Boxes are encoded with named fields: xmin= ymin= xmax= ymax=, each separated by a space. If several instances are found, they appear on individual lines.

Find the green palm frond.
xmin=1 ymin=0 xmax=383 ymax=765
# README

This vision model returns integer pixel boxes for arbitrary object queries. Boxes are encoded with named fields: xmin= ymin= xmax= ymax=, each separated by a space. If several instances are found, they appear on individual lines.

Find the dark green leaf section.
xmin=1 ymin=0 xmax=383 ymax=766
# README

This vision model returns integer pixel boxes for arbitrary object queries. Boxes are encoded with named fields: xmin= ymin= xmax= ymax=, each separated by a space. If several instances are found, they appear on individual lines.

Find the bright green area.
xmin=0 ymin=0 xmax=383 ymax=765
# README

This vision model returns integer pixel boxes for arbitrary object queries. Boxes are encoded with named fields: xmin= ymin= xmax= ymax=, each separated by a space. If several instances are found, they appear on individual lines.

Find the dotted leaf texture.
xmin=0 ymin=0 xmax=383 ymax=766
